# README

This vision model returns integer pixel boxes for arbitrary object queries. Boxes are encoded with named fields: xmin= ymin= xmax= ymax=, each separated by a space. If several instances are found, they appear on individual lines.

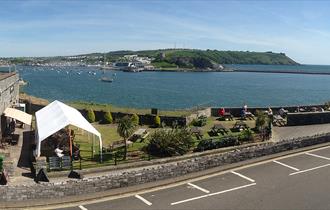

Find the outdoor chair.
xmin=48 ymin=156 xmax=61 ymax=171
xmin=61 ymin=156 xmax=72 ymax=170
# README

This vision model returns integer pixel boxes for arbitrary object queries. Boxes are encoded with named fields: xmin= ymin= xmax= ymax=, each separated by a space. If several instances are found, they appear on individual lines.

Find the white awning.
xmin=35 ymin=100 xmax=102 ymax=161
xmin=4 ymin=107 xmax=32 ymax=125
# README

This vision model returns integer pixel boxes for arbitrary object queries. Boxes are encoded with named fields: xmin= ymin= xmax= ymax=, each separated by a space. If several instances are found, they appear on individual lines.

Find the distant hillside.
xmin=5 ymin=49 xmax=299 ymax=70
xmin=104 ymin=49 xmax=299 ymax=69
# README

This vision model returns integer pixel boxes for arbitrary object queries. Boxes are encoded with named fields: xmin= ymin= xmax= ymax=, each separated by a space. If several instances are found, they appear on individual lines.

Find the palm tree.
xmin=117 ymin=116 xmax=135 ymax=160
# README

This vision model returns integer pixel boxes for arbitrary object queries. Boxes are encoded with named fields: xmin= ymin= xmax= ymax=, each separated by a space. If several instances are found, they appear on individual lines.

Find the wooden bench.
xmin=110 ymin=140 xmax=125 ymax=149
xmin=48 ymin=156 xmax=61 ymax=171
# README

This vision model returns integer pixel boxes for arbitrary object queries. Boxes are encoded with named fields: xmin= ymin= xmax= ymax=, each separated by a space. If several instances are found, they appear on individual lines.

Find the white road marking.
xmin=273 ymin=160 xmax=300 ymax=171
xmin=34 ymin=145 xmax=330 ymax=210
xmin=171 ymin=183 xmax=256 ymax=205
xmin=78 ymin=205 xmax=88 ymax=210
xmin=305 ymin=152 xmax=330 ymax=160
xmin=187 ymin=182 xmax=210 ymax=193
xmin=289 ymin=163 xmax=330 ymax=176
xmin=231 ymin=171 xmax=255 ymax=182
xmin=134 ymin=194 xmax=152 ymax=206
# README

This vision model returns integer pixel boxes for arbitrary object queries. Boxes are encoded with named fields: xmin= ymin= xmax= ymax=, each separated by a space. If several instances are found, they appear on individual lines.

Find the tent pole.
xmin=100 ymin=136 xmax=103 ymax=163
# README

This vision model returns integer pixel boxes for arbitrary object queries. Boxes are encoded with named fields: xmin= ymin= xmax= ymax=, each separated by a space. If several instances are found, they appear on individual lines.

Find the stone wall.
xmin=1 ymin=133 xmax=330 ymax=202
xmin=210 ymin=105 xmax=326 ymax=117
xmin=0 ymin=73 xmax=19 ymax=114
xmin=287 ymin=111 xmax=330 ymax=126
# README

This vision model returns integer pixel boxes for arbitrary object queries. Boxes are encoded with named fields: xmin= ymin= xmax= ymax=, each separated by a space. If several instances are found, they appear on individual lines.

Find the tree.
xmin=86 ymin=109 xmax=95 ymax=123
xmin=117 ymin=116 xmax=135 ymax=160
xmin=131 ymin=114 xmax=139 ymax=126
xmin=154 ymin=115 xmax=161 ymax=127
xmin=255 ymin=110 xmax=270 ymax=141
xmin=103 ymin=111 xmax=113 ymax=124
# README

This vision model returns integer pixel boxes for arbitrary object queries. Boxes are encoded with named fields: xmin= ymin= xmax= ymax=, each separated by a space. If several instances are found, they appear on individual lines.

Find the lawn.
xmin=70 ymin=117 xmax=258 ymax=169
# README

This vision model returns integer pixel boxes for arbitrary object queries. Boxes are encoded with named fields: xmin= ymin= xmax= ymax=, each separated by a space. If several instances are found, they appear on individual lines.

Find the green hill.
xmin=105 ymin=49 xmax=299 ymax=70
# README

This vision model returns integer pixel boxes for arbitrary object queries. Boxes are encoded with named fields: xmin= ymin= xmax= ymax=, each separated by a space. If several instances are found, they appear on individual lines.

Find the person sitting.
xmin=267 ymin=107 xmax=273 ymax=116
xmin=240 ymin=109 xmax=246 ymax=119
xmin=243 ymin=104 xmax=248 ymax=112
xmin=55 ymin=147 xmax=64 ymax=158
xmin=279 ymin=107 xmax=288 ymax=117
xmin=219 ymin=108 xmax=225 ymax=117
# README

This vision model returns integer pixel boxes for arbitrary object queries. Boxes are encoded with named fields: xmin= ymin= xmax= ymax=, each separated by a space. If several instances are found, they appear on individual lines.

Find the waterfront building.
xmin=0 ymin=66 xmax=20 ymax=137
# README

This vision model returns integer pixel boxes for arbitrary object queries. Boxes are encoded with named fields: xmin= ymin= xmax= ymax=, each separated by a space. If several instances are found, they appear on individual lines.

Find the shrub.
xmin=238 ymin=129 xmax=254 ymax=142
xmin=154 ymin=115 xmax=161 ymax=127
xmin=191 ymin=115 xmax=207 ymax=127
xmin=86 ymin=109 xmax=95 ymax=123
xmin=131 ymin=114 xmax=139 ymax=126
xmin=146 ymin=127 xmax=194 ymax=157
xmin=195 ymin=135 xmax=240 ymax=152
xmin=255 ymin=110 xmax=269 ymax=132
xmin=103 ymin=111 xmax=113 ymax=124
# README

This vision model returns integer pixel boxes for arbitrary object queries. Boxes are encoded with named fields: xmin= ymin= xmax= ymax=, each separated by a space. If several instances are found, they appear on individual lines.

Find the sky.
xmin=1 ymin=0 xmax=330 ymax=64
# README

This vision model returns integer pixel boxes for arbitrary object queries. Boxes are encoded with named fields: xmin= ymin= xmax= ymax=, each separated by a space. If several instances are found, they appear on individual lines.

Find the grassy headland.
xmin=104 ymin=49 xmax=298 ymax=70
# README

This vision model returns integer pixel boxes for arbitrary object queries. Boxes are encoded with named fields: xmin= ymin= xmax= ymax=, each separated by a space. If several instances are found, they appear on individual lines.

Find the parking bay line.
xmin=135 ymin=194 xmax=152 ymax=206
xmin=187 ymin=182 xmax=210 ymax=193
xmin=289 ymin=163 xmax=330 ymax=176
xmin=305 ymin=152 xmax=330 ymax=160
xmin=231 ymin=171 xmax=255 ymax=183
xmin=273 ymin=160 xmax=300 ymax=171
xmin=171 ymin=183 xmax=256 ymax=206
xmin=78 ymin=205 xmax=88 ymax=210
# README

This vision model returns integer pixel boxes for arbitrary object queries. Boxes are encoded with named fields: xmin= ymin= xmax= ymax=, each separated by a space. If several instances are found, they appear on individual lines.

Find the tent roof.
xmin=4 ymin=107 xmax=32 ymax=125
xmin=35 ymin=100 xmax=101 ymax=142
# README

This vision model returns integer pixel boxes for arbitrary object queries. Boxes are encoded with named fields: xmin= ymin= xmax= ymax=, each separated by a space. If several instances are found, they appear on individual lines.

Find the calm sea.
xmin=19 ymin=65 xmax=330 ymax=110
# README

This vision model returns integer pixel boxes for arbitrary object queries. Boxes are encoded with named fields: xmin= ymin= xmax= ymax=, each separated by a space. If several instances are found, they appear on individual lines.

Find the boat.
xmin=100 ymin=77 xmax=113 ymax=83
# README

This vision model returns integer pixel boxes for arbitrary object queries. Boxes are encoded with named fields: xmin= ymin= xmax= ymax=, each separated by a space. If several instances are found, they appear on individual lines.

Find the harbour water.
xmin=19 ymin=65 xmax=330 ymax=110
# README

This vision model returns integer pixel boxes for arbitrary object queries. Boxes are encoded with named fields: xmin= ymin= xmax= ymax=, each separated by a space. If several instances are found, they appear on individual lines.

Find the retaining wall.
xmin=1 ymin=133 xmax=330 ymax=202
xmin=24 ymin=102 xmax=187 ymax=126
xmin=287 ymin=111 xmax=330 ymax=126
xmin=210 ymin=105 xmax=326 ymax=117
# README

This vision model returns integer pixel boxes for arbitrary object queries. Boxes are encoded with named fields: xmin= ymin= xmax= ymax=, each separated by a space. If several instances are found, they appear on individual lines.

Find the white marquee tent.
xmin=35 ymin=100 xmax=102 ymax=161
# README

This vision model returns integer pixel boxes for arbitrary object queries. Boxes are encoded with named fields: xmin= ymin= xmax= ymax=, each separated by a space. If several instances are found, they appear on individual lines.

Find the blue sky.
xmin=1 ymin=0 xmax=330 ymax=64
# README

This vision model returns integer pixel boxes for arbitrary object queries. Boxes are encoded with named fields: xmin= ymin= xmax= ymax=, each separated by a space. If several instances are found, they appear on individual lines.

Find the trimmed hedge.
xmin=103 ymin=111 xmax=113 ymax=124
xmin=195 ymin=136 xmax=240 ymax=152
xmin=86 ymin=109 xmax=96 ymax=123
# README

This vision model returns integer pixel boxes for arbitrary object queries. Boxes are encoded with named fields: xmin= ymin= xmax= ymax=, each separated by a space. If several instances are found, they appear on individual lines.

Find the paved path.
xmin=272 ymin=123 xmax=330 ymax=142
xmin=8 ymin=126 xmax=35 ymax=184
xmin=55 ymin=145 xmax=330 ymax=210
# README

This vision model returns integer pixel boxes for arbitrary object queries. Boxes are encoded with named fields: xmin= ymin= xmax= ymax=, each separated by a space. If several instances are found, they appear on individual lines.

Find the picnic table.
xmin=212 ymin=124 xmax=229 ymax=135
xmin=233 ymin=121 xmax=249 ymax=131
xmin=222 ymin=112 xmax=233 ymax=121
xmin=245 ymin=112 xmax=255 ymax=120
xmin=273 ymin=115 xmax=286 ymax=126
xmin=131 ymin=128 xmax=149 ymax=142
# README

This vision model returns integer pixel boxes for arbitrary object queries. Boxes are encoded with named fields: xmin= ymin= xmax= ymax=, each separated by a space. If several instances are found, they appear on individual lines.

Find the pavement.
xmin=48 ymin=145 xmax=330 ymax=210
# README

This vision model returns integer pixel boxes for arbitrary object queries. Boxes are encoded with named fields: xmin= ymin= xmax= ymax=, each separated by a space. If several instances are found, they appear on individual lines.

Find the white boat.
xmin=100 ymin=77 xmax=113 ymax=83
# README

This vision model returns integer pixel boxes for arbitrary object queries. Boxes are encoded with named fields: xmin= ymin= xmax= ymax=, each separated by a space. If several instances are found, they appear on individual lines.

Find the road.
xmin=56 ymin=146 xmax=330 ymax=210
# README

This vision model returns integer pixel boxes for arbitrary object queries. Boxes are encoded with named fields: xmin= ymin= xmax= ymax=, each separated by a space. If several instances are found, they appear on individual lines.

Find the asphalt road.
xmin=56 ymin=146 xmax=330 ymax=210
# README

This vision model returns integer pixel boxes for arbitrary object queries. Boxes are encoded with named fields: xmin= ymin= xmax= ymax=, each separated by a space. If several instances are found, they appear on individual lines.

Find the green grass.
xmin=70 ymin=117 xmax=258 ymax=169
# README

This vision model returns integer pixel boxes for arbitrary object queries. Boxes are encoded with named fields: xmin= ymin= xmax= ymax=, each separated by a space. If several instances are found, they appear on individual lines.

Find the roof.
xmin=35 ymin=100 xmax=101 ymax=142
xmin=4 ymin=107 xmax=32 ymax=125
